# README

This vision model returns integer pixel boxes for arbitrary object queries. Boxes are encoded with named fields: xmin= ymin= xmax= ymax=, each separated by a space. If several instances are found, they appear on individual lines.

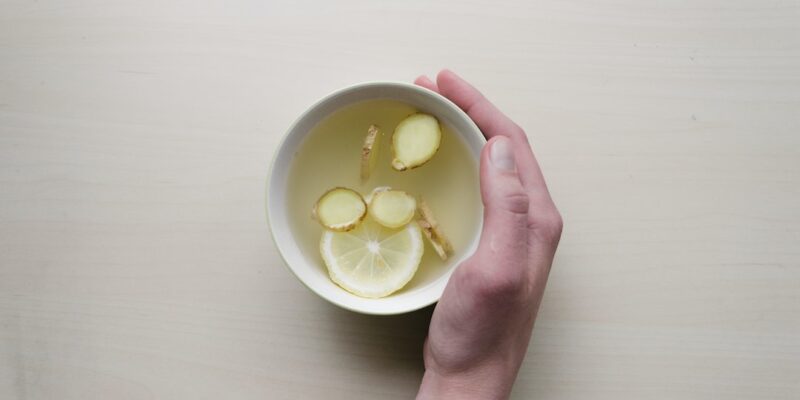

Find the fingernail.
xmin=491 ymin=136 xmax=516 ymax=172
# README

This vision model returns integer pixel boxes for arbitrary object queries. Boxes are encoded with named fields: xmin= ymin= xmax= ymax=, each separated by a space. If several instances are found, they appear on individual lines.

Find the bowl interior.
xmin=268 ymin=82 xmax=485 ymax=315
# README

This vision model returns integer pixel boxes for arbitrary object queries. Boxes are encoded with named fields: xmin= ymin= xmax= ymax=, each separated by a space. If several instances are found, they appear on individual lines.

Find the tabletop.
xmin=1 ymin=1 xmax=799 ymax=399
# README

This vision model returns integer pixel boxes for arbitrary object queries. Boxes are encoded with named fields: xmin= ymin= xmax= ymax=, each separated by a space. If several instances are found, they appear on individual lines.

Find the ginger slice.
xmin=312 ymin=187 xmax=367 ymax=232
xmin=360 ymin=124 xmax=381 ymax=181
xmin=364 ymin=186 xmax=392 ymax=204
xmin=391 ymin=113 xmax=442 ymax=171
xmin=417 ymin=199 xmax=454 ymax=260
xmin=368 ymin=190 xmax=417 ymax=229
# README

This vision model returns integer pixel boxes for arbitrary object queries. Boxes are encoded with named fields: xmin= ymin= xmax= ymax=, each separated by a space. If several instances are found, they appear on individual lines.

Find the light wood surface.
xmin=1 ymin=1 xmax=799 ymax=399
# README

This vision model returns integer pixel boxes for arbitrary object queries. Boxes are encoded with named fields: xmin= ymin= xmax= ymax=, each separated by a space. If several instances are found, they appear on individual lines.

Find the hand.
xmin=414 ymin=70 xmax=563 ymax=400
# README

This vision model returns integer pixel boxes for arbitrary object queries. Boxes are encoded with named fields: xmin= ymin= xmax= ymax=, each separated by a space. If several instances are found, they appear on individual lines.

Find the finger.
xmin=436 ymin=69 xmax=554 ymax=210
xmin=414 ymin=75 xmax=439 ymax=93
xmin=477 ymin=136 xmax=529 ymax=270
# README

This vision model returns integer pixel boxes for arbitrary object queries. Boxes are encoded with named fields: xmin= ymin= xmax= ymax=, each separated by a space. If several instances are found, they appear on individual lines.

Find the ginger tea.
xmin=286 ymin=99 xmax=481 ymax=294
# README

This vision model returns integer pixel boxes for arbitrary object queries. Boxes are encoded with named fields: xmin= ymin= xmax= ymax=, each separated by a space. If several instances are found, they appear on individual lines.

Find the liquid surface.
xmin=286 ymin=99 xmax=481 ymax=293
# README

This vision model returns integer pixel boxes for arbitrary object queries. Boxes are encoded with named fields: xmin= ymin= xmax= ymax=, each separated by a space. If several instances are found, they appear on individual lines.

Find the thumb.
xmin=477 ymin=136 xmax=529 ymax=263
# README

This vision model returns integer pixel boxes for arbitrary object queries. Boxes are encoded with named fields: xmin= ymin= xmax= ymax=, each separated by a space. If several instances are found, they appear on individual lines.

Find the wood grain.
xmin=1 ymin=0 xmax=798 ymax=398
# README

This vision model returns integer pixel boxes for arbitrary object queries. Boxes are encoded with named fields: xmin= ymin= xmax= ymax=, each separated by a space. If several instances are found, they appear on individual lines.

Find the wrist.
xmin=416 ymin=364 xmax=516 ymax=400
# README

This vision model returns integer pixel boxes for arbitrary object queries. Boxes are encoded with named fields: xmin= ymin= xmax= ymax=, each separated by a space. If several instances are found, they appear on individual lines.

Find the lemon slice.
xmin=320 ymin=218 xmax=424 ymax=298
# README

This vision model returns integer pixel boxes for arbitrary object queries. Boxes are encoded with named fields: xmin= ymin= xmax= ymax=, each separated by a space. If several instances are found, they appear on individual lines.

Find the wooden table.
xmin=1 ymin=1 xmax=798 ymax=398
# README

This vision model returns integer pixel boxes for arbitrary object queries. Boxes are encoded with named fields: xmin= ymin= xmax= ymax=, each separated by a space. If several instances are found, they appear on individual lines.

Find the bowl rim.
xmin=266 ymin=81 xmax=485 ymax=315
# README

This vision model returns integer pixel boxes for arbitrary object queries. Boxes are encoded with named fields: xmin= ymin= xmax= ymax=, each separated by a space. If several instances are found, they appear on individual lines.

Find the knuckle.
xmin=510 ymin=123 xmax=529 ymax=144
xmin=502 ymin=191 xmax=530 ymax=215
xmin=532 ymin=211 xmax=563 ymax=242
xmin=474 ymin=269 xmax=527 ymax=303
xmin=549 ymin=212 xmax=564 ymax=235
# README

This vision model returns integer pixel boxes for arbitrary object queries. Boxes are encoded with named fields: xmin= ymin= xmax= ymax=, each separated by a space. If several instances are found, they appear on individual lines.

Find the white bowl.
xmin=267 ymin=82 xmax=485 ymax=315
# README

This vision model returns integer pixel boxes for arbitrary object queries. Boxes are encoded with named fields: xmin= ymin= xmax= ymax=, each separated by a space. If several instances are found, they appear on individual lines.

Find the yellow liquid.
xmin=287 ymin=99 xmax=481 ymax=294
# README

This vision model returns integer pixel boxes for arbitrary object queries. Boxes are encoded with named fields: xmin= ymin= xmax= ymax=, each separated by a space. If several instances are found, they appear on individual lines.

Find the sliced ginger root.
xmin=369 ymin=190 xmax=417 ymax=229
xmin=312 ymin=187 xmax=367 ymax=232
xmin=417 ymin=199 xmax=454 ymax=260
xmin=365 ymin=186 xmax=392 ymax=204
xmin=360 ymin=125 xmax=381 ymax=181
xmin=391 ymin=113 xmax=441 ymax=171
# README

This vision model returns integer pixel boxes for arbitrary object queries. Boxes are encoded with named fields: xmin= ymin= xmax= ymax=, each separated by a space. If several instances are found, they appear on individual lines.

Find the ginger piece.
xmin=360 ymin=124 xmax=381 ymax=181
xmin=312 ymin=187 xmax=367 ymax=232
xmin=368 ymin=190 xmax=417 ymax=229
xmin=417 ymin=199 xmax=454 ymax=260
xmin=391 ymin=113 xmax=441 ymax=171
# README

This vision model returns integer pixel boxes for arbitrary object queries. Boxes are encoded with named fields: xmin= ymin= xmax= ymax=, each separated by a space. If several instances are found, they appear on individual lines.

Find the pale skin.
xmin=414 ymin=70 xmax=563 ymax=400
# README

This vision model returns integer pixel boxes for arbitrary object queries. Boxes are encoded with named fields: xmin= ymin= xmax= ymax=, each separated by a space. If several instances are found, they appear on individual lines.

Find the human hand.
xmin=414 ymin=70 xmax=563 ymax=400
